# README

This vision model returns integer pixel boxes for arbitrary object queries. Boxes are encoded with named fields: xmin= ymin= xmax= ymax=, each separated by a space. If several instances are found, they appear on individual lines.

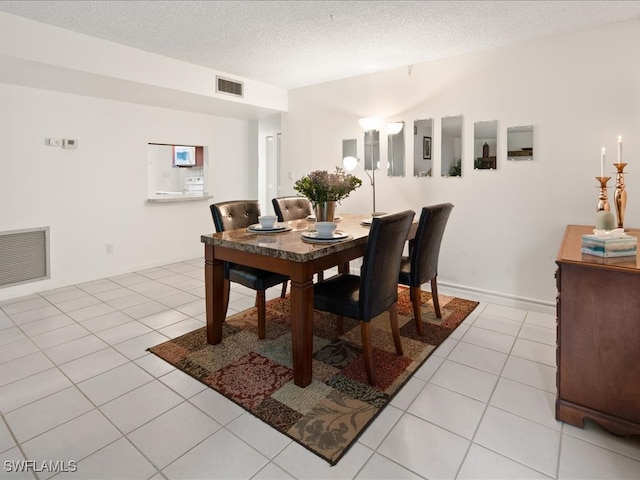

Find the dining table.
xmin=200 ymin=213 xmax=415 ymax=388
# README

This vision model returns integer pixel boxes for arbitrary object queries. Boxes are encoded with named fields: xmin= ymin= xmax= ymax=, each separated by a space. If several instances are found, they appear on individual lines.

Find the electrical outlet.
xmin=106 ymin=244 xmax=114 ymax=255
xmin=46 ymin=138 xmax=63 ymax=147
xmin=288 ymin=171 xmax=294 ymax=181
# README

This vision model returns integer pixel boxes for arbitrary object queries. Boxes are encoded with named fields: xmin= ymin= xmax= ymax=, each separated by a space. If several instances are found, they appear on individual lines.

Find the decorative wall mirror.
xmin=342 ymin=138 xmax=357 ymax=161
xmin=474 ymin=120 xmax=498 ymax=170
xmin=441 ymin=115 xmax=463 ymax=177
xmin=413 ymin=118 xmax=433 ymax=177
xmin=507 ymin=125 xmax=534 ymax=161
xmin=364 ymin=130 xmax=380 ymax=171
xmin=387 ymin=122 xmax=405 ymax=177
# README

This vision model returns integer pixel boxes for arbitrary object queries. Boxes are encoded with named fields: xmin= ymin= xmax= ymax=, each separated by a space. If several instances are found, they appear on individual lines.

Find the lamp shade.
xmin=359 ymin=116 xmax=383 ymax=131
xmin=388 ymin=122 xmax=404 ymax=135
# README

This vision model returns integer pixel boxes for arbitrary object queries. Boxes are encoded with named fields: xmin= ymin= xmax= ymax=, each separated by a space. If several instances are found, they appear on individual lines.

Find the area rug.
xmin=148 ymin=286 xmax=478 ymax=465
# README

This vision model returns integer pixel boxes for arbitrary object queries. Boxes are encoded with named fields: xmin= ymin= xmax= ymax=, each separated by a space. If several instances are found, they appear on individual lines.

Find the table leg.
xmin=205 ymin=244 xmax=226 ymax=344
xmin=289 ymin=268 xmax=314 ymax=387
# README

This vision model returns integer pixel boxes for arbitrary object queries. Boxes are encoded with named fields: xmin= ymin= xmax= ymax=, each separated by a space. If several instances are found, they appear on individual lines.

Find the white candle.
xmin=617 ymin=135 xmax=622 ymax=164
xmin=601 ymin=147 xmax=605 ymax=178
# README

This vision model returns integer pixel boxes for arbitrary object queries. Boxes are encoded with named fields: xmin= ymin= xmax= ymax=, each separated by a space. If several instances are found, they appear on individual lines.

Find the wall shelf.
xmin=147 ymin=194 xmax=212 ymax=204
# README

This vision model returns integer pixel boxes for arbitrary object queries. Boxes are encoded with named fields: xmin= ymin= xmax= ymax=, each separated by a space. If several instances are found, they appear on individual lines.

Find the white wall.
xmin=0 ymin=84 xmax=256 ymax=300
xmin=280 ymin=20 xmax=640 ymax=309
xmin=2 ymin=16 xmax=638 ymax=309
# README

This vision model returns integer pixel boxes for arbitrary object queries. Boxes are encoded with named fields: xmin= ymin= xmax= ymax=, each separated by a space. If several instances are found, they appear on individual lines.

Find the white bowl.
xmin=315 ymin=221 xmax=337 ymax=238
xmin=258 ymin=215 xmax=277 ymax=229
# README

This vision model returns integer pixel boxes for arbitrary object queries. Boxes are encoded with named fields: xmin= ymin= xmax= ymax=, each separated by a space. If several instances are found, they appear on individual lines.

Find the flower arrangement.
xmin=293 ymin=167 xmax=362 ymax=206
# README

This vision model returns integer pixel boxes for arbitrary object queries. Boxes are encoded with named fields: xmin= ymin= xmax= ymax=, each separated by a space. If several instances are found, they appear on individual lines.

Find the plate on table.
xmin=360 ymin=218 xmax=373 ymax=226
xmin=301 ymin=231 xmax=350 ymax=243
xmin=306 ymin=215 xmax=342 ymax=222
xmin=247 ymin=224 xmax=291 ymax=233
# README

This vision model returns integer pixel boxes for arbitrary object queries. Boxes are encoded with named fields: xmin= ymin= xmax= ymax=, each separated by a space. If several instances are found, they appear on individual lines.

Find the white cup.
xmin=315 ymin=221 xmax=337 ymax=238
xmin=258 ymin=215 xmax=277 ymax=229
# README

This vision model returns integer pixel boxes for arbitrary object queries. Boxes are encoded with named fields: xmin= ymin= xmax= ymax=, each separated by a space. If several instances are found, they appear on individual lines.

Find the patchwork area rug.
xmin=148 ymin=287 xmax=478 ymax=465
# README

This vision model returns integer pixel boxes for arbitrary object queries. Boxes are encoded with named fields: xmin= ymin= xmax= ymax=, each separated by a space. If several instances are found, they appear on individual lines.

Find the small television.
xmin=173 ymin=146 xmax=196 ymax=167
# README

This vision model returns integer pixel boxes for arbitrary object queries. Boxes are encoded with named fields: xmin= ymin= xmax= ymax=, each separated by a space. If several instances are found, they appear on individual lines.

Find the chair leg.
xmin=280 ymin=280 xmax=288 ymax=298
xmin=389 ymin=302 xmax=403 ymax=356
xmin=360 ymin=322 xmax=376 ymax=386
xmin=223 ymin=279 xmax=231 ymax=319
xmin=336 ymin=315 xmax=345 ymax=335
xmin=410 ymin=286 xmax=424 ymax=336
xmin=431 ymin=276 xmax=442 ymax=318
xmin=256 ymin=290 xmax=266 ymax=339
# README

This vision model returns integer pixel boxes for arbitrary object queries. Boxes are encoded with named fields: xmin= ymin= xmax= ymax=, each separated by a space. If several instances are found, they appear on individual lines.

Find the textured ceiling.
xmin=1 ymin=0 xmax=640 ymax=90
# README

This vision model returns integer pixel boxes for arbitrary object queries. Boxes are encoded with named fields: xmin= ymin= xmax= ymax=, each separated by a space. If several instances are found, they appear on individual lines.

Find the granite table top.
xmin=200 ymin=213 xmax=372 ymax=263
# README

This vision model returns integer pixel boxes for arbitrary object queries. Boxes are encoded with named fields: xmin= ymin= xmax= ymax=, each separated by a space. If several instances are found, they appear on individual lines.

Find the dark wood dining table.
xmin=200 ymin=213 xmax=415 ymax=387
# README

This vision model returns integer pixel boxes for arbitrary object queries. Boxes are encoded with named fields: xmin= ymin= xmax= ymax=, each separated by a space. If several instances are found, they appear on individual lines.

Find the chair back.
xmin=272 ymin=196 xmax=312 ymax=222
xmin=210 ymin=200 xmax=261 ymax=232
xmin=359 ymin=210 xmax=415 ymax=320
xmin=410 ymin=203 xmax=454 ymax=285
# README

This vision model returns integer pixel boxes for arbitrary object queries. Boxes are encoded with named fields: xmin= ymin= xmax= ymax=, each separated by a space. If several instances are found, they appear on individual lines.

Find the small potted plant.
xmin=294 ymin=167 xmax=362 ymax=221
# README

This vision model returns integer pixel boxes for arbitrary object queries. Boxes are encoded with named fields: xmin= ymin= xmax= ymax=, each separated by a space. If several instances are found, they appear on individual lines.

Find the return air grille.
xmin=216 ymin=76 xmax=244 ymax=97
xmin=0 ymin=227 xmax=50 ymax=288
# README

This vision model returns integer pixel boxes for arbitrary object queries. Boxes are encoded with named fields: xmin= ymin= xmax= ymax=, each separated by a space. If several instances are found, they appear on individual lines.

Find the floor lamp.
xmin=343 ymin=117 xmax=383 ymax=215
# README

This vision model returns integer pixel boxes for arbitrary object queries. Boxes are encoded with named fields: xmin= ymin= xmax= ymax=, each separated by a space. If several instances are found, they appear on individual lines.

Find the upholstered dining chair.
xmin=271 ymin=196 xmax=313 ymax=222
xmin=312 ymin=210 xmax=415 ymax=386
xmin=210 ymin=200 xmax=289 ymax=339
xmin=272 ymin=196 xmax=323 ymax=295
xmin=398 ymin=203 xmax=454 ymax=336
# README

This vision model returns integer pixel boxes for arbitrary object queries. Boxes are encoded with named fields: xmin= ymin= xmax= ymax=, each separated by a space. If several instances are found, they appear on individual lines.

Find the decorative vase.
xmin=314 ymin=201 xmax=336 ymax=221
xmin=595 ymin=210 xmax=615 ymax=231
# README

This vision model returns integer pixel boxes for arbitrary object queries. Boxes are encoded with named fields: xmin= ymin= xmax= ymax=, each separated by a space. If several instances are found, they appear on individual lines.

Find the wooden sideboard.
xmin=555 ymin=225 xmax=640 ymax=435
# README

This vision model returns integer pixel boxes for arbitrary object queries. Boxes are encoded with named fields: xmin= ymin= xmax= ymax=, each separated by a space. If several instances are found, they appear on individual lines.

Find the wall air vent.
xmin=216 ymin=76 xmax=244 ymax=97
xmin=0 ymin=227 xmax=50 ymax=288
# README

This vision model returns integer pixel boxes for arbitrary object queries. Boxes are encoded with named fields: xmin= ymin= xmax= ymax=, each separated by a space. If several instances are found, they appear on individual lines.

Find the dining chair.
xmin=271 ymin=196 xmax=313 ymax=222
xmin=312 ymin=210 xmax=415 ymax=386
xmin=210 ymin=200 xmax=289 ymax=339
xmin=271 ymin=196 xmax=323 ymax=295
xmin=398 ymin=203 xmax=454 ymax=336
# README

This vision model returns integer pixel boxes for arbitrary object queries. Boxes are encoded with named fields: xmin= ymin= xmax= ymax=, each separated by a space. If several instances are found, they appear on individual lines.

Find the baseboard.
xmin=437 ymin=281 xmax=555 ymax=315
xmin=340 ymin=264 xmax=555 ymax=314
xmin=0 ymin=255 xmax=203 ymax=303
xmin=1 ymin=260 xmax=556 ymax=316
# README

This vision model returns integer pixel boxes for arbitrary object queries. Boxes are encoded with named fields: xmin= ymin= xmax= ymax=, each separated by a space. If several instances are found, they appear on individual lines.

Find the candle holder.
xmin=596 ymin=176 xmax=611 ymax=212
xmin=613 ymin=163 xmax=627 ymax=229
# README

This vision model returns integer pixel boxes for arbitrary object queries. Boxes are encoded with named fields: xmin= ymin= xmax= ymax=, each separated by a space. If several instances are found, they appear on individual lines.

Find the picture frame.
xmin=173 ymin=145 xmax=196 ymax=167
xmin=423 ymin=136 xmax=432 ymax=160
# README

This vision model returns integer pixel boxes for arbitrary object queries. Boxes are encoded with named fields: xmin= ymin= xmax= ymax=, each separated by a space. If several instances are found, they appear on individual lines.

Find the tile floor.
xmin=1 ymin=258 xmax=639 ymax=480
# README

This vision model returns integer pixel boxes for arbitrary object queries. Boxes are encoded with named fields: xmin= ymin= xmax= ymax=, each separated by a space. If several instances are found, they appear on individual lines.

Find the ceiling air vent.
xmin=216 ymin=76 xmax=244 ymax=97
